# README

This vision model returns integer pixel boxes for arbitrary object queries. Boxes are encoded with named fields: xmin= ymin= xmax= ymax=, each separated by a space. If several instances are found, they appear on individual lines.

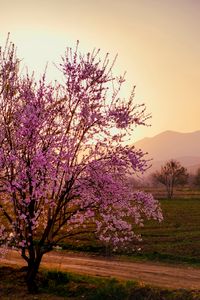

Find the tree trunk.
xmin=26 ymin=254 xmax=42 ymax=293
xmin=166 ymin=184 xmax=171 ymax=199
xmin=166 ymin=182 xmax=173 ymax=199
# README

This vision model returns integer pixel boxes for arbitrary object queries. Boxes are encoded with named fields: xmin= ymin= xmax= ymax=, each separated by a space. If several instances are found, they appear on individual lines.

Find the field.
xmin=59 ymin=194 xmax=200 ymax=266
xmin=1 ymin=266 xmax=200 ymax=300
xmin=134 ymin=196 xmax=200 ymax=265
xmin=1 ymin=193 xmax=200 ymax=298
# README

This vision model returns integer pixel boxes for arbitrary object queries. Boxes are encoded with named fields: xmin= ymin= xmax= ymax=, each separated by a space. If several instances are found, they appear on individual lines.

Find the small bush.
xmin=128 ymin=286 xmax=163 ymax=300
xmin=128 ymin=287 xmax=200 ymax=300
xmin=45 ymin=270 xmax=70 ymax=284
xmin=39 ymin=270 xmax=70 ymax=296
xmin=88 ymin=278 xmax=128 ymax=300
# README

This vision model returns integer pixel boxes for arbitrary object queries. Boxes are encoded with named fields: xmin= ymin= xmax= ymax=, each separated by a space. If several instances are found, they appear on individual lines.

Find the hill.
xmin=133 ymin=130 xmax=200 ymax=174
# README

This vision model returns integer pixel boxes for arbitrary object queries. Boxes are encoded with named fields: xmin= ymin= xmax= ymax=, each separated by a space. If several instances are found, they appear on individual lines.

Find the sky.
xmin=0 ymin=0 xmax=199 ymax=142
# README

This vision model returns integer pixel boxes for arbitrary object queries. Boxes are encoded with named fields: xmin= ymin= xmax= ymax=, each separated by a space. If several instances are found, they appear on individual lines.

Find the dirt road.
xmin=1 ymin=249 xmax=200 ymax=290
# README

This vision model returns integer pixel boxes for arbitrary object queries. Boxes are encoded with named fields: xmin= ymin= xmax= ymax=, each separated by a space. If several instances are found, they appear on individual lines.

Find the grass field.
xmin=1 ymin=266 xmax=200 ymax=299
xmin=60 ymin=196 xmax=200 ymax=266
xmin=1 ymin=195 xmax=200 ymax=298
xmin=134 ymin=197 xmax=200 ymax=265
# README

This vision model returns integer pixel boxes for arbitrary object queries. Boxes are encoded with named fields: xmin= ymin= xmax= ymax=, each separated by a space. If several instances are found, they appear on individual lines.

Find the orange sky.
xmin=0 ymin=0 xmax=199 ymax=141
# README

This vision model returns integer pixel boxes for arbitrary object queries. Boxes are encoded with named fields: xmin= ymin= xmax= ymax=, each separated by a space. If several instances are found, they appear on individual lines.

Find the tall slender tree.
xmin=0 ymin=36 xmax=163 ymax=292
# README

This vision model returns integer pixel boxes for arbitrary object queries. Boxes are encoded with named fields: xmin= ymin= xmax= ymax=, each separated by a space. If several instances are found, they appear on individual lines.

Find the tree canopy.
xmin=0 ymin=36 xmax=162 ymax=292
xmin=152 ymin=159 xmax=188 ymax=199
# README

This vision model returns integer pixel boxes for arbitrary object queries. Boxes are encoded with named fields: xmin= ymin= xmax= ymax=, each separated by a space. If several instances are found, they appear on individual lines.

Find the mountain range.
xmin=133 ymin=130 xmax=200 ymax=175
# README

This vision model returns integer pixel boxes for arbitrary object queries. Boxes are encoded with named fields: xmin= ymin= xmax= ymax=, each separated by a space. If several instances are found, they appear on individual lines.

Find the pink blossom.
xmin=0 ymin=37 xmax=162 ymax=263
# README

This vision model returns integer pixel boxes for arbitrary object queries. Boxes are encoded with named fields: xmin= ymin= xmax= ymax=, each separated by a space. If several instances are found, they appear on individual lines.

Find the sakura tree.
xmin=0 ymin=36 xmax=163 ymax=292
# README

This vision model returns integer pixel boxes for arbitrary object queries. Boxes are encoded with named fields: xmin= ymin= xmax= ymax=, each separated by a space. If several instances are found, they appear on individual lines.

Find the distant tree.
xmin=0 ymin=36 xmax=163 ymax=292
xmin=152 ymin=160 xmax=188 ymax=199
xmin=193 ymin=168 xmax=200 ymax=188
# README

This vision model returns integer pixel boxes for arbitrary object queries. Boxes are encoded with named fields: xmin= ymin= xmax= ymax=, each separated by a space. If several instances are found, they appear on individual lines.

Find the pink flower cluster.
xmin=0 ymin=37 xmax=162 ymax=256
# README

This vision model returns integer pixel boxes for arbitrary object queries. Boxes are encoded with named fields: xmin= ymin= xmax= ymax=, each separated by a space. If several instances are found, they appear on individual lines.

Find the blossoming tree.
xmin=0 ymin=36 xmax=163 ymax=292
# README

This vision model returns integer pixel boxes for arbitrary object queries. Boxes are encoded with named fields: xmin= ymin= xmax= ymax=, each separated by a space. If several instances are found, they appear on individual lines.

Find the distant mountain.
xmin=133 ymin=130 xmax=200 ymax=174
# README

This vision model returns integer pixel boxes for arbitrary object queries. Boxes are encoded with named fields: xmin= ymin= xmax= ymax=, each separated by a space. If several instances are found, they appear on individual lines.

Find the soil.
xmin=1 ymin=249 xmax=200 ymax=290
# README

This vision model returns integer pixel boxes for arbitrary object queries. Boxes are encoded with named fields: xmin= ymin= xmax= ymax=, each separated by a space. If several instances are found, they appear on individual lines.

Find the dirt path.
xmin=1 ymin=249 xmax=200 ymax=290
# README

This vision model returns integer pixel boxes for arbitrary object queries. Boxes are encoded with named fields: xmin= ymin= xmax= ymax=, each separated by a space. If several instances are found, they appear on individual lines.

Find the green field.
xmin=134 ymin=198 xmax=200 ymax=265
xmin=1 ymin=266 xmax=200 ymax=300
xmin=1 ymin=192 xmax=200 ymax=266
xmin=1 ymin=197 xmax=200 ymax=298
xmin=60 ymin=197 xmax=200 ymax=266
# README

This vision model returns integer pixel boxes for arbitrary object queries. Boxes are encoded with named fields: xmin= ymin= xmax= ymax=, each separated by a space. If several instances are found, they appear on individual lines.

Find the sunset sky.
xmin=0 ymin=0 xmax=199 ymax=142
